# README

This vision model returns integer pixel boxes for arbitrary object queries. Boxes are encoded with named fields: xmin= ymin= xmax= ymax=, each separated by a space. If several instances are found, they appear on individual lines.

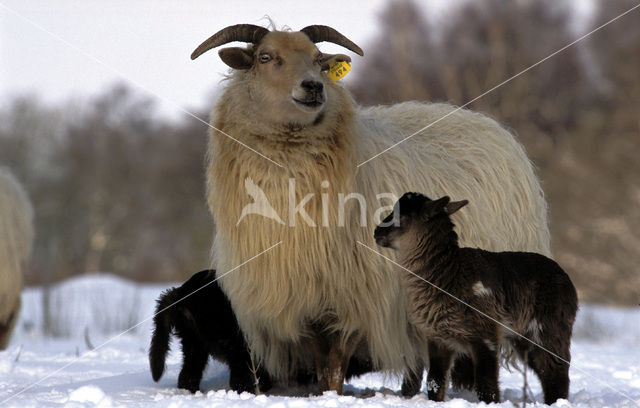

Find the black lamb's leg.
xmin=227 ymin=348 xmax=273 ymax=394
xmin=177 ymin=337 xmax=209 ymax=393
xmin=528 ymin=345 xmax=570 ymax=404
xmin=450 ymin=354 xmax=475 ymax=390
xmin=256 ymin=365 xmax=273 ymax=392
xmin=471 ymin=340 xmax=500 ymax=403
xmin=228 ymin=359 xmax=258 ymax=394
xmin=426 ymin=341 xmax=453 ymax=401
xmin=401 ymin=357 xmax=424 ymax=397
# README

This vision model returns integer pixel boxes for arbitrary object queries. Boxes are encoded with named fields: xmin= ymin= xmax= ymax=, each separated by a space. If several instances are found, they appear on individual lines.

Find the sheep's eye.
xmin=259 ymin=53 xmax=272 ymax=64
xmin=314 ymin=53 xmax=324 ymax=64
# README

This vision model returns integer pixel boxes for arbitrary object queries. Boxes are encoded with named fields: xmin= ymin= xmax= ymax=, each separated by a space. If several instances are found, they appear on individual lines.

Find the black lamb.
xmin=374 ymin=193 xmax=578 ymax=404
xmin=149 ymin=269 xmax=377 ymax=394
xmin=149 ymin=269 xmax=272 ymax=393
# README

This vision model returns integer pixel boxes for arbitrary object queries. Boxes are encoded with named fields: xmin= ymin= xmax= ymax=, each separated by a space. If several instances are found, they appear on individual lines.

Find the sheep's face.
xmin=192 ymin=25 xmax=362 ymax=127
xmin=374 ymin=193 xmax=468 ymax=250
xmin=252 ymin=32 xmax=328 ymax=123
xmin=219 ymin=32 xmax=352 ymax=126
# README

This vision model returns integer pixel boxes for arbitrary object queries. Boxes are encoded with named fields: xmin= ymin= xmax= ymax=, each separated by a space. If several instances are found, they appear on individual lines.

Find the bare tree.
xmin=0 ymin=84 xmax=212 ymax=286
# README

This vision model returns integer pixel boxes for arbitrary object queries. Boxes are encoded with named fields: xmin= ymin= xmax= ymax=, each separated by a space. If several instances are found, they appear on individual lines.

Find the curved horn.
xmin=300 ymin=25 xmax=364 ymax=56
xmin=191 ymin=24 xmax=269 ymax=60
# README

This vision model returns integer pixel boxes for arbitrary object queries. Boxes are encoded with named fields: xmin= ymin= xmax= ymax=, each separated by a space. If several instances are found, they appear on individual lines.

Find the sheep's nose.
xmin=301 ymin=80 xmax=323 ymax=94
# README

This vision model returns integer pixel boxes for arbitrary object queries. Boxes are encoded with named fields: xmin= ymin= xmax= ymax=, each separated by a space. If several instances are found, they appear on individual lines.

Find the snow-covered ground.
xmin=1 ymin=274 xmax=639 ymax=407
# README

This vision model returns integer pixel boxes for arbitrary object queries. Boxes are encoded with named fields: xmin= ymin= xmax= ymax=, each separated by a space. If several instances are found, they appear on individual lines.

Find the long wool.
xmin=0 ymin=167 xmax=34 ymax=349
xmin=206 ymin=59 xmax=549 ymax=376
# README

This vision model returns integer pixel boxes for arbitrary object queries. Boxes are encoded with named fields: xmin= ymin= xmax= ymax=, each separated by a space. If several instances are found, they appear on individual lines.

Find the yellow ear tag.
xmin=328 ymin=60 xmax=351 ymax=82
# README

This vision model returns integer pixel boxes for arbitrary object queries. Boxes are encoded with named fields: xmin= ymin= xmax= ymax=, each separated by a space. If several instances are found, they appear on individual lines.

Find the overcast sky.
xmin=0 ymin=0 xmax=417 ymax=118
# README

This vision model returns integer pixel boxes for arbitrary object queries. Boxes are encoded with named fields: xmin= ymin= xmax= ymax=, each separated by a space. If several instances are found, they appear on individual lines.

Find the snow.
xmin=1 ymin=274 xmax=639 ymax=407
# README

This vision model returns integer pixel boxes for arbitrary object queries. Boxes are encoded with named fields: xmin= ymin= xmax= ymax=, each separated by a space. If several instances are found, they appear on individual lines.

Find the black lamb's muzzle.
xmin=375 ymin=237 xmax=391 ymax=248
xmin=373 ymin=227 xmax=391 ymax=248
xmin=380 ymin=211 xmax=395 ymax=226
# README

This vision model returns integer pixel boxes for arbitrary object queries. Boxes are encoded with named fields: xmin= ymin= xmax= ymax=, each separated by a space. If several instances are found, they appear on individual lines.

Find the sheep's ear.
xmin=218 ymin=47 xmax=254 ymax=70
xmin=320 ymin=53 xmax=351 ymax=71
xmin=444 ymin=200 xmax=469 ymax=215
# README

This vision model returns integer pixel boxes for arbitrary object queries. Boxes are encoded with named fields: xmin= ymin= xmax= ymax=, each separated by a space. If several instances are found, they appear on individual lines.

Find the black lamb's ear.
xmin=444 ymin=199 xmax=469 ymax=215
xmin=417 ymin=195 xmax=441 ymax=219
xmin=218 ymin=47 xmax=254 ymax=70
xmin=434 ymin=196 xmax=450 ymax=205
xmin=431 ymin=196 xmax=450 ymax=212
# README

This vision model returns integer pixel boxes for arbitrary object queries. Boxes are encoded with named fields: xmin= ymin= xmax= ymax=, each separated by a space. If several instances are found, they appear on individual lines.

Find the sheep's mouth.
xmin=292 ymin=97 xmax=324 ymax=110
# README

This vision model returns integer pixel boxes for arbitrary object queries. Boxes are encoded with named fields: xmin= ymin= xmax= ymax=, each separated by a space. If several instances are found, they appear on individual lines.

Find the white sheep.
xmin=0 ymin=167 xmax=34 ymax=349
xmin=191 ymin=24 xmax=550 ymax=393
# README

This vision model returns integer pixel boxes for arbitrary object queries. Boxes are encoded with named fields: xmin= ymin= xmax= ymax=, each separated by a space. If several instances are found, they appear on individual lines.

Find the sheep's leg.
xmin=311 ymin=330 xmax=361 ymax=394
xmin=470 ymin=340 xmax=500 ymax=403
xmin=401 ymin=357 xmax=424 ymax=397
xmin=0 ymin=305 xmax=19 ymax=350
xmin=329 ymin=333 xmax=362 ymax=393
xmin=426 ymin=340 xmax=453 ymax=401
xmin=327 ymin=342 xmax=347 ymax=393
xmin=177 ymin=337 xmax=209 ymax=393
xmin=310 ymin=330 xmax=331 ymax=391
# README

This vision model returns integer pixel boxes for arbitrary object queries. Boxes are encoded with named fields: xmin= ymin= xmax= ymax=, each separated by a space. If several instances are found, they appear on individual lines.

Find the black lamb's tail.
xmin=149 ymin=288 xmax=178 ymax=382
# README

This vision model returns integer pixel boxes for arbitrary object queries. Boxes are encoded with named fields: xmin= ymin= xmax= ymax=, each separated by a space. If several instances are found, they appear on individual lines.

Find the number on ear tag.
xmin=328 ymin=60 xmax=351 ymax=82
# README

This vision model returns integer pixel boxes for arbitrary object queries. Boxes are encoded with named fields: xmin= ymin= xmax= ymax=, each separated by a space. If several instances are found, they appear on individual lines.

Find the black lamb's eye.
xmin=314 ymin=53 xmax=324 ymax=64
xmin=259 ymin=53 xmax=271 ymax=63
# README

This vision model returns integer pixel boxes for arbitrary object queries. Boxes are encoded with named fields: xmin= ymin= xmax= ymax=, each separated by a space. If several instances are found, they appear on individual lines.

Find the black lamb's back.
xmin=458 ymin=248 xmax=578 ymax=325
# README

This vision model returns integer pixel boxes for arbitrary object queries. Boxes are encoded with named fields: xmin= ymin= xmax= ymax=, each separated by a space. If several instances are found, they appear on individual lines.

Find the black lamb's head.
xmin=374 ymin=192 xmax=468 ymax=249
